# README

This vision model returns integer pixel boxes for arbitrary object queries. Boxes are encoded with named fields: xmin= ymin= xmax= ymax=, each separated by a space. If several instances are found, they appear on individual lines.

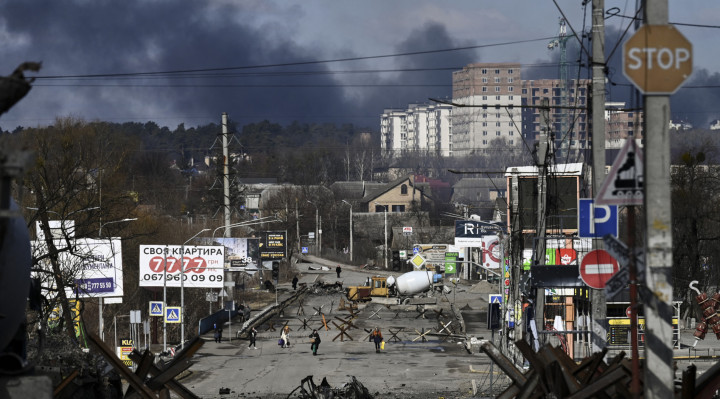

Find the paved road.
xmin=182 ymin=258 xmax=503 ymax=398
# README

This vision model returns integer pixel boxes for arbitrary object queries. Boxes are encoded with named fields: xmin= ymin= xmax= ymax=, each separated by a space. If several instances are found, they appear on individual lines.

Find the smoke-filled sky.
xmin=1 ymin=1 xmax=719 ymax=131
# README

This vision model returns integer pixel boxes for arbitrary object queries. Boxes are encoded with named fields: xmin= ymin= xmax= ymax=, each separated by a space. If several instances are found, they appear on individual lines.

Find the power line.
xmin=34 ymin=37 xmax=556 ymax=80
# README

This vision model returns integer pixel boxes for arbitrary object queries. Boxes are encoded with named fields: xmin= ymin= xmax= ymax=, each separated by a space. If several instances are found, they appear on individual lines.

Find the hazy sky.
xmin=1 ymin=1 xmax=718 ymax=131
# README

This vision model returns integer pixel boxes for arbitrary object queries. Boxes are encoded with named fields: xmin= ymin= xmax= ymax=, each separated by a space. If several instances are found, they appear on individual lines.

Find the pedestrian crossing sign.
xmin=149 ymin=301 xmax=163 ymax=317
xmin=489 ymin=294 xmax=502 ymax=304
xmin=165 ymin=306 xmax=181 ymax=323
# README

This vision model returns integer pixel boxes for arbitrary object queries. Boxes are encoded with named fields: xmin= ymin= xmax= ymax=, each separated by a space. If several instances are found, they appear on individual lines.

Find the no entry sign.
xmin=580 ymin=249 xmax=619 ymax=289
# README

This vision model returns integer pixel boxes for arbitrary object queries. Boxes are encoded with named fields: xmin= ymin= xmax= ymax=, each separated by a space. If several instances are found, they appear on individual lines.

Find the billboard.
xmin=33 ymin=238 xmax=124 ymax=298
xmin=259 ymin=231 xmax=286 ymax=259
xmin=195 ymin=237 xmax=259 ymax=271
xmin=138 ymin=245 xmax=224 ymax=288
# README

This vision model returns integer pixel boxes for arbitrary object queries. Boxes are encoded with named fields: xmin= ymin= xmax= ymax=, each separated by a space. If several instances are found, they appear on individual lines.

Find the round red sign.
xmin=580 ymin=249 xmax=619 ymax=289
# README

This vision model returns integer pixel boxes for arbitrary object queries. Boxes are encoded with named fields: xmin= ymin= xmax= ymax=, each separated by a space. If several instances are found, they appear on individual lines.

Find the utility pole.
xmin=533 ymin=98 xmax=552 ymax=337
xmin=221 ymin=112 xmax=234 ymax=310
xmin=591 ymin=0 xmax=608 ymax=356
xmin=642 ymin=1 xmax=675 ymax=397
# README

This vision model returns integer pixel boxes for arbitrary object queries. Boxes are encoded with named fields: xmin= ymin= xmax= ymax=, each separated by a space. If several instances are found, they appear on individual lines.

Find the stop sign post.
xmin=580 ymin=249 xmax=620 ymax=289
xmin=623 ymin=24 xmax=692 ymax=94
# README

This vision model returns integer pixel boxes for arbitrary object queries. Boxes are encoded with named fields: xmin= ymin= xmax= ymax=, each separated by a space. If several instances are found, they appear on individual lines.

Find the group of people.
xmin=217 ymin=267 xmax=388 ymax=356
xmin=238 ymin=324 xmax=380 ymax=356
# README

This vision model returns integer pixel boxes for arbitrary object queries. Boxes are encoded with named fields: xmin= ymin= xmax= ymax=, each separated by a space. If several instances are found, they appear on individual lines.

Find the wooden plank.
xmin=128 ymin=352 xmax=199 ymax=399
xmin=565 ymin=367 xmax=628 ymax=399
xmin=480 ymin=340 xmax=527 ymax=386
xmin=145 ymin=358 xmax=192 ymax=390
xmin=86 ymin=333 xmax=157 ymax=399
xmin=681 ymin=364 xmax=696 ymax=399
xmin=53 ymin=369 xmax=79 ymax=397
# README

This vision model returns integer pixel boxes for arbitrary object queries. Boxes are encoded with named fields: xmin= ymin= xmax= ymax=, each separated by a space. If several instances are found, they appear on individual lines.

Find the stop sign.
xmin=623 ymin=24 xmax=692 ymax=94
xmin=580 ymin=249 xmax=619 ymax=289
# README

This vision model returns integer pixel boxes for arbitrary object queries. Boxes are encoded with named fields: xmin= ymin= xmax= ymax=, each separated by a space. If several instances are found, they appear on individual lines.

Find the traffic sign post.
xmin=580 ymin=249 xmax=619 ymax=289
xmin=165 ymin=306 xmax=181 ymax=323
xmin=623 ymin=24 xmax=692 ymax=94
xmin=596 ymin=139 xmax=644 ymax=206
xmin=149 ymin=301 xmax=164 ymax=317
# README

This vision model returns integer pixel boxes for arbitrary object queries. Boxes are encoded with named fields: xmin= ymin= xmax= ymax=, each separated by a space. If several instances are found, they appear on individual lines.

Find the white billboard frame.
xmin=139 ymin=245 xmax=225 ymax=288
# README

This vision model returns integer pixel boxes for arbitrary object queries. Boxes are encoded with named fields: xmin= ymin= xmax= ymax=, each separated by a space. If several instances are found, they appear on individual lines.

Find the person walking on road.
xmin=248 ymin=327 xmax=258 ymax=349
xmin=280 ymin=326 xmax=291 ymax=348
xmin=370 ymin=327 xmax=383 ymax=353
xmin=309 ymin=329 xmax=321 ymax=356
xmin=292 ymin=275 xmax=298 ymax=290
xmin=214 ymin=323 xmax=223 ymax=343
xmin=336 ymin=265 xmax=342 ymax=278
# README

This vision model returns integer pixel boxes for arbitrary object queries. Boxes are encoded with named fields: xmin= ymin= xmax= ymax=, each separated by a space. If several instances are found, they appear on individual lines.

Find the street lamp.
xmin=341 ymin=200 xmax=353 ymax=262
xmin=98 ymin=217 xmax=137 ymax=343
xmin=373 ymin=202 xmax=388 ymax=269
xmin=307 ymin=200 xmax=319 ymax=256
xmin=180 ymin=228 xmax=210 ymax=348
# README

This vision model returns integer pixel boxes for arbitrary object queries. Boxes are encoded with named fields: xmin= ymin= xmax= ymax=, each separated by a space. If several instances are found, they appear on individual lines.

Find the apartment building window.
xmin=482 ymin=96 xmax=488 ymax=100
xmin=508 ymin=77 xmax=514 ymax=83
xmin=522 ymin=89 xmax=527 ymax=94
xmin=483 ymin=113 xmax=487 ymax=118
xmin=509 ymin=96 xmax=514 ymax=100
xmin=482 ymin=122 xmax=488 ymax=127
xmin=508 ymin=122 xmax=513 ymax=127
xmin=482 ymin=86 xmax=488 ymax=92
xmin=483 ymin=140 xmax=488 ymax=145
xmin=508 ymin=69 xmax=514 ymax=74
xmin=496 ymin=131 xmax=501 ymax=136
xmin=496 ymin=122 xmax=501 ymax=127
xmin=496 ymin=113 xmax=501 ymax=118
xmin=496 ymin=95 xmax=501 ymax=101
xmin=510 ymin=140 xmax=514 ymax=145
xmin=509 ymin=131 xmax=514 ymax=135
xmin=494 ymin=69 xmax=500 ymax=74
xmin=481 ymin=68 xmax=487 ymax=74
xmin=483 ymin=131 xmax=488 ymax=136
xmin=482 ymin=77 xmax=488 ymax=83
xmin=509 ymin=86 xmax=514 ymax=92
xmin=495 ymin=77 xmax=501 ymax=83
xmin=401 ymin=184 xmax=408 ymax=195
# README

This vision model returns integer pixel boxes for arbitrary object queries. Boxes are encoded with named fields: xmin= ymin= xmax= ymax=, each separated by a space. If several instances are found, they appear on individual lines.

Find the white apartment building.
xmin=451 ymin=63 xmax=523 ymax=157
xmin=380 ymin=103 xmax=453 ymax=157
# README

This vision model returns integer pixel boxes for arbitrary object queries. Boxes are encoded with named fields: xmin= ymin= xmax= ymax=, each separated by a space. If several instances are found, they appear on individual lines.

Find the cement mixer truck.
xmin=345 ymin=271 xmax=442 ymax=302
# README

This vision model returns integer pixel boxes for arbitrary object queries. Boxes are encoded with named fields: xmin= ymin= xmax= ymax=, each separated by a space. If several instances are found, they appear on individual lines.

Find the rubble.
xmin=288 ymin=375 xmax=373 ymax=399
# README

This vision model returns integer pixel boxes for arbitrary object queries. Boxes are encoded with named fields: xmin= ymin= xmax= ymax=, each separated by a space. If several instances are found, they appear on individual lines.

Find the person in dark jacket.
xmin=370 ymin=327 xmax=383 ymax=353
xmin=336 ymin=265 xmax=342 ymax=278
xmin=309 ymin=329 xmax=321 ymax=356
xmin=248 ymin=327 xmax=258 ymax=349
xmin=292 ymin=275 xmax=299 ymax=290
xmin=214 ymin=323 xmax=223 ymax=343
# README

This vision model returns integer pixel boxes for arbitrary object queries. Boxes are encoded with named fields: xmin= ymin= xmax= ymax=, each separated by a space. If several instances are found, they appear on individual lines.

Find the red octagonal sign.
xmin=580 ymin=249 xmax=619 ymax=289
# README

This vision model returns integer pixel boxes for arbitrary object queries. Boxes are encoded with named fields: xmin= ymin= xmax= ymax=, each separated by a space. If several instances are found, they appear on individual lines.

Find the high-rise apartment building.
xmin=521 ymin=79 xmax=591 ymax=160
xmin=380 ymin=103 xmax=452 ymax=157
xmin=380 ymin=62 xmax=642 ymax=160
xmin=451 ymin=63 xmax=523 ymax=157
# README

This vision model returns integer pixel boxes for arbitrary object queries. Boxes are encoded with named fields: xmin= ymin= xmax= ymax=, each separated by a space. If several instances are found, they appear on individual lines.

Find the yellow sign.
xmin=410 ymin=254 xmax=426 ymax=268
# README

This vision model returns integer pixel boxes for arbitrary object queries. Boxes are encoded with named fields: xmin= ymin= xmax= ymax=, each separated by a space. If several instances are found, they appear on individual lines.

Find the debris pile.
xmin=289 ymin=375 xmax=373 ymax=399
xmin=481 ymin=339 xmax=720 ymax=398
xmin=310 ymin=280 xmax=344 ymax=295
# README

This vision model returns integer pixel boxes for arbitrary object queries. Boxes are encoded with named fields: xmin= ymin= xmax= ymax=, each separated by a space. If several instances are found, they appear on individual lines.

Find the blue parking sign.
xmin=579 ymin=199 xmax=618 ymax=238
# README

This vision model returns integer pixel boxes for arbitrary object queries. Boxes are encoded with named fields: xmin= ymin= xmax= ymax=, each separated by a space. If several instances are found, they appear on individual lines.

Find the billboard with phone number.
xmin=139 ymin=245 xmax=225 ymax=288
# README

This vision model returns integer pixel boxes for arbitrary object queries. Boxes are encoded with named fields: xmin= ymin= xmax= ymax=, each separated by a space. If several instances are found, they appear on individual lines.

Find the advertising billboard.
xmin=138 ymin=245 xmax=225 ymax=288
xmin=195 ymin=237 xmax=259 ymax=271
xmin=32 ymin=238 xmax=124 ymax=298
xmin=259 ymin=231 xmax=286 ymax=260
